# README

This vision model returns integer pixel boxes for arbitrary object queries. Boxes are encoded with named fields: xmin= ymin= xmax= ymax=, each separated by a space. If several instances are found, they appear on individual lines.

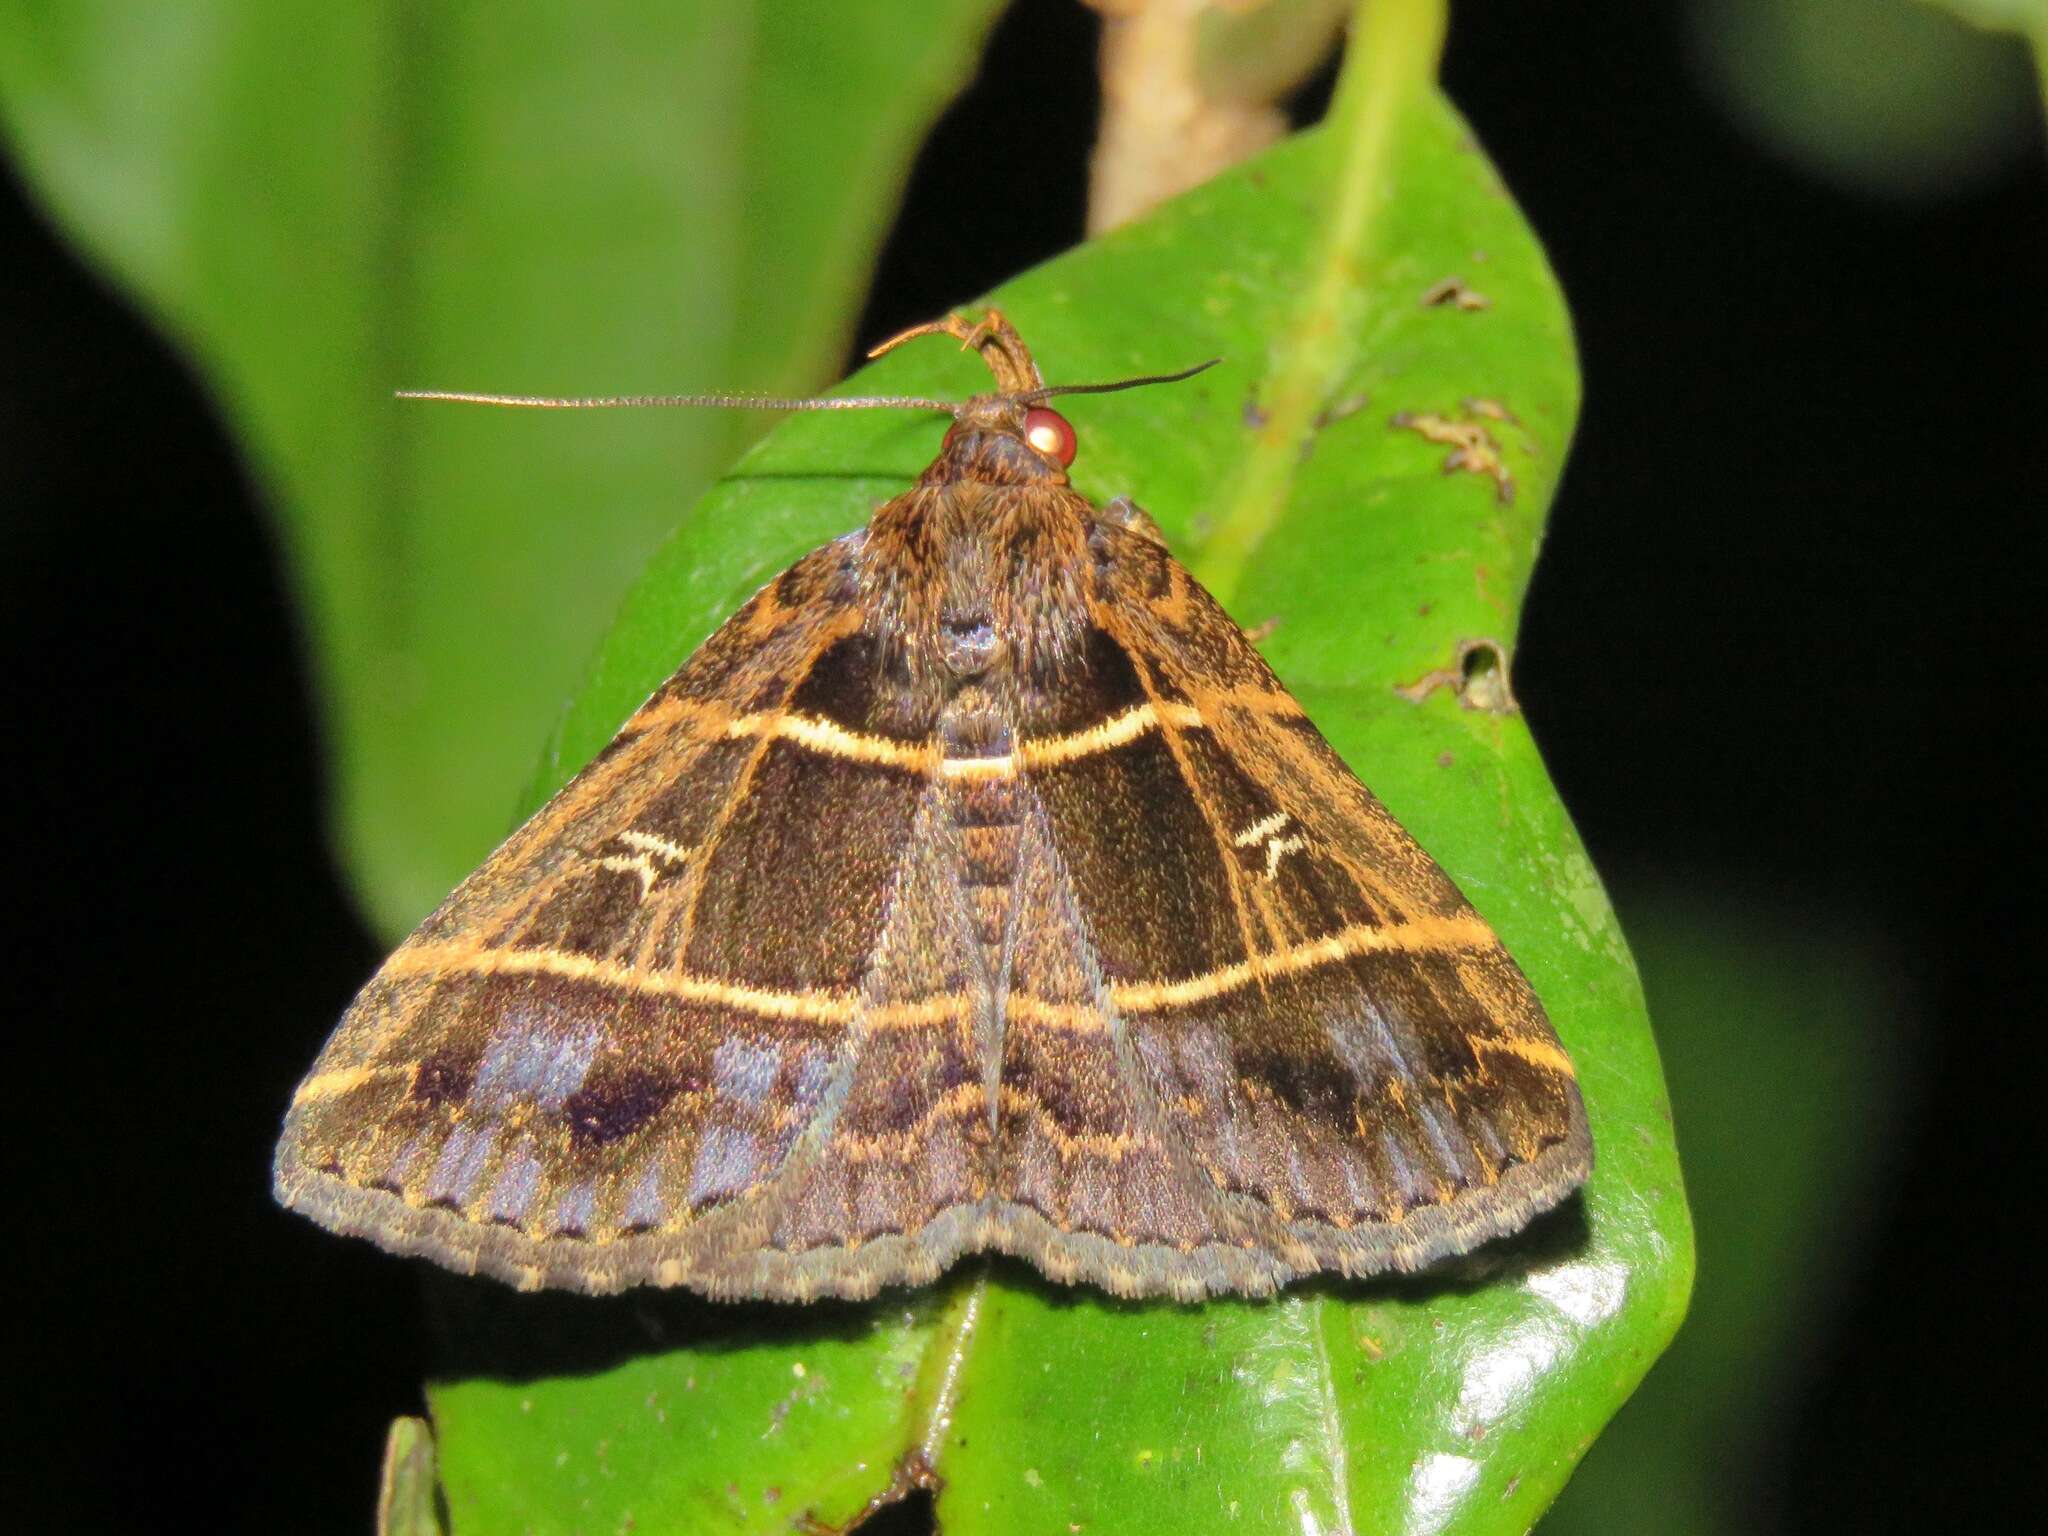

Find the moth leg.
xmin=1099 ymin=495 xmax=1169 ymax=548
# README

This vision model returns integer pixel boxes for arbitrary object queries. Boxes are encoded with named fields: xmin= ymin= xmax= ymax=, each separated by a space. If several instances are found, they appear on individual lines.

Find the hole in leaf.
xmin=855 ymin=1486 xmax=937 ymax=1535
xmin=1461 ymin=640 xmax=1501 ymax=682
xmin=1457 ymin=639 xmax=1519 ymax=714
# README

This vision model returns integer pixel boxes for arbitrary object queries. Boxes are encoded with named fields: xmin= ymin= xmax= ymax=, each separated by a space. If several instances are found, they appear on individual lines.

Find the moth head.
xmin=868 ymin=308 xmax=1211 ymax=484
xmin=934 ymin=395 xmax=1078 ymax=485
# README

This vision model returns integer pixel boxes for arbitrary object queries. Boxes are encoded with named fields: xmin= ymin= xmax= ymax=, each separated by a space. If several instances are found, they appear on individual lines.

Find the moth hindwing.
xmin=275 ymin=310 xmax=1591 ymax=1301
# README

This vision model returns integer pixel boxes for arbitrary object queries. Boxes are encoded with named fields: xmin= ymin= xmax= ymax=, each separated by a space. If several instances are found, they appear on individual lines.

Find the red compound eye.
xmin=1022 ymin=406 xmax=1078 ymax=467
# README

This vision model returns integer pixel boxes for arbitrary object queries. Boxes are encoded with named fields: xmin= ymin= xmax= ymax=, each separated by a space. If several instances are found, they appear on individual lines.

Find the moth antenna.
xmin=1022 ymin=358 xmax=1223 ymax=402
xmin=394 ymin=389 xmax=964 ymax=414
xmin=395 ymin=329 xmax=1218 ymax=416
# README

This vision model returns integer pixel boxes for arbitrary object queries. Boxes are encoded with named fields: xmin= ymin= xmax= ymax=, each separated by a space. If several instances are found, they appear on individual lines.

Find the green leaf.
xmin=1540 ymin=891 xmax=1905 ymax=1536
xmin=425 ymin=7 xmax=1692 ymax=1533
xmin=1920 ymin=0 xmax=2048 ymax=114
xmin=0 ymin=0 xmax=1006 ymax=937
xmin=1920 ymin=0 xmax=2046 ymax=35
xmin=1687 ymin=0 xmax=2042 ymax=197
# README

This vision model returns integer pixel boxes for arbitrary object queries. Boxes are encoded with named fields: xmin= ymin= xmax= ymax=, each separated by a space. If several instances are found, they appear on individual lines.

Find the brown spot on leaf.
xmin=1421 ymin=275 xmax=1491 ymax=311
xmin=1313 ymin=393 xmax=1370 ymax=429
xmin=1390 ymin=408 xmax=1515 ymax=504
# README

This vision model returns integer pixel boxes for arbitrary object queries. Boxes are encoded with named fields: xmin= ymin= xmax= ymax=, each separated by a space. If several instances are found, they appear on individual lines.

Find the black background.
xmin=6 ymin=3 xmax=2039 ymax=1531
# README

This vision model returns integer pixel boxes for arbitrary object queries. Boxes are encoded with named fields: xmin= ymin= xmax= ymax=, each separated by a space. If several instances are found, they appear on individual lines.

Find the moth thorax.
xmin=864 ymin=483 xmax=1090 ymax=690
xmin=940 ymin=610 xmax=998 ymax=676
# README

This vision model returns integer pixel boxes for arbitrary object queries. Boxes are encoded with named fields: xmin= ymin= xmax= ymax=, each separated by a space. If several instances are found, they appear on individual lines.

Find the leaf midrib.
xmin=1189 ymin=0 xmax=1447 ymax=608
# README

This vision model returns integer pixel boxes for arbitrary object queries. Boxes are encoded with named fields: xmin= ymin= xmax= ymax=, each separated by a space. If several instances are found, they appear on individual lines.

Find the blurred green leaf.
xmin=1196 ymin=0 xmax=1351 ymax=105
xmin=0 ymin=0 xmax=1006 ymax=937
xmin=1684 ymin=0 xmax=2040 ymax=197
xmin=1922 ymin=0 xmax=2046 ymax=34
xmin=423 ymin=6 xmax=1691 ymax=1532
xmin=1540 ymin=889 xmax=1906 ymax=1536
xmin=1922 ymin=0 xmax=2048 ymax=115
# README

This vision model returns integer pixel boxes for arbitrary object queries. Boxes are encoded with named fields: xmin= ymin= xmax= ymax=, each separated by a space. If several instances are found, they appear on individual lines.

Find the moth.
xmin=275 ymin=311 xmax=1591 ymax=1301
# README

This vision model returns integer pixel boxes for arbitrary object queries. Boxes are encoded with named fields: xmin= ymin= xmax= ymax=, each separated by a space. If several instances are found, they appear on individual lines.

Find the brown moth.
xmin=274 ymin=311 xmax=1592 ymax=1301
